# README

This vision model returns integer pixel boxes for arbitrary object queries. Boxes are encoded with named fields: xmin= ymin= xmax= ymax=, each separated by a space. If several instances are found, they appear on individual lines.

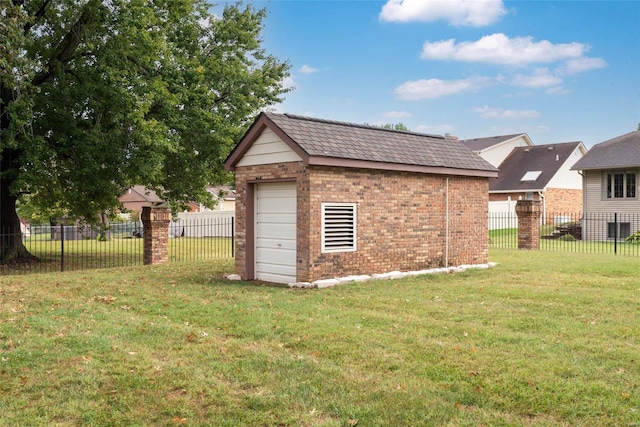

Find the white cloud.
xmin=421 ymin=33 xmax=588 ymax=66
xmin=415 ymin=124 xmax=456 ymax=134
xmin=394 ymin=77 xmax=491 ymax=100
xmin=506 ymin=68 xmax=563 ymax=88
xmin=545 ymin=86 xmax=570 ymax=95
xmin=299 ymin=65 xmax=319 ymax=75
xmin=474 ymin=105 xmax=541 ymax=120
xmin=384 ymin=111 xmax=413 ymax=118
xmin=380 ymin=0 xmax=506 ymax=27
xmin=282 ymin=76 xmax=296 ymax=90
xmin=556 ymin=57 xmax=607 ymax=75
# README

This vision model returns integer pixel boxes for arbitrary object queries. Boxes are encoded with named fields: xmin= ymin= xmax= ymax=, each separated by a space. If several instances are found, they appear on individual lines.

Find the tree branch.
xmin=23 ymin=0 xmax=53 ymax=36
xmin=31 ymin=0 xmax=100 ymax=87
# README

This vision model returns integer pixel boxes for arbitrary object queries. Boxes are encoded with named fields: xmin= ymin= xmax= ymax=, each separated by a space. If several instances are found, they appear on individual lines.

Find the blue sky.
xmin=230 ymin=0 xmax=639 ymax=148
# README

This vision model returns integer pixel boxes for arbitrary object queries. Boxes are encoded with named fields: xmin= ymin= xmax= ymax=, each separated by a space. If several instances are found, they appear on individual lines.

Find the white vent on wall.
xmin=321 ymin=203 xmax=357 ymax=253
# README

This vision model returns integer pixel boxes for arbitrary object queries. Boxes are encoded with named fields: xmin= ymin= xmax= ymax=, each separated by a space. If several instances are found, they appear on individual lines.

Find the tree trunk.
xmin=0 ymin=177 xmax=33 ymax=263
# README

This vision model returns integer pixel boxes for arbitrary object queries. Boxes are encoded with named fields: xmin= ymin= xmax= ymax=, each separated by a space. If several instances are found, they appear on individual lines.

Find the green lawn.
xmin=3 ymin=237 xmax=233 ymax=275
xmin=0 ymin=250 xmax=638 ymax=426
xmin=490 ymin=228 xmax=640 ymax=256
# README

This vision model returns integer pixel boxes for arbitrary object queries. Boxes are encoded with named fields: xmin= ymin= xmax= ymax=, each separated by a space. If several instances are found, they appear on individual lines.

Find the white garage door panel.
xmin=256 ymin=271 xmax=297 ymax=284
xmin=256 ymin=238 xmax=296 ymax=251
xmin=256 ymin=247 xmax=296 ymax=264
xmin=255 ymin=223 xmax=296 ymax=239
xmin=257 ymin=198 xmax=296 ymax=213
xmin=255 ymin=182 xmax=297 ymax=284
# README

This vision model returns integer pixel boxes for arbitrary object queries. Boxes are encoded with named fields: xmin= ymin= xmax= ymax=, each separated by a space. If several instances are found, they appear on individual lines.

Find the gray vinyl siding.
xmin=583 ymin=169 xmax=640 ymax=240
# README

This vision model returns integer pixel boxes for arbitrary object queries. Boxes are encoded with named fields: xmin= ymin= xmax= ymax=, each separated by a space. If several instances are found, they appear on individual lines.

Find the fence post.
xmin=141 ymin=206 xmax=172 ymax=265
xmin=614 ymin=212 xmax=618 ymax=255
xmin=60 ymin=223 xmax=65 ymax=272
xmin=515 ymin=200 xmax=542 ymax=250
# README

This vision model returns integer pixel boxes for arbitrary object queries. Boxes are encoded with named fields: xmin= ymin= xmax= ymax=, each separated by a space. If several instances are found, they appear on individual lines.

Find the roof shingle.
xmin=262 ymin=113 xmax=497 ymax=173
xmin=490 ymin=142 xmax=583 ymax=192
xmin=461 ymin=133 xmax=526 ymax=152
xmin=571 ymin=131 xmax=640 ymax=170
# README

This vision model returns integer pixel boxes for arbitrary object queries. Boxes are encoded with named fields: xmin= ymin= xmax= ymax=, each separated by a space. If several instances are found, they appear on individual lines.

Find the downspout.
xmin=445 ymin=177 xmax=449 ymax=268
xmin=538 ymin=191 xmax=546 ymax=224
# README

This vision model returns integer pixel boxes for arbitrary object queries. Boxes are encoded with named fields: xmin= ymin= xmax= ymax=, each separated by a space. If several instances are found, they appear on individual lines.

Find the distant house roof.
xmin=571 ymin=131 xmax=640 ymax=171
xmin=461 ymin=133 xmax=531 ymax=152
xmin=491 ymin=141 xmax=584 ymax=192
xmin=226 ymin=112 xmax=498 ymax=177
xmin=123 ymin=186 xmax=163 ymax=203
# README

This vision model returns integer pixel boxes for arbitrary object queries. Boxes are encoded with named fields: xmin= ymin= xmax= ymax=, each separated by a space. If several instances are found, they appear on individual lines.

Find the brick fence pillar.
xmin=141 ymin=206 xmax=172 ymax=265
xmin=515 ymin=200 xmax=542 ymax=250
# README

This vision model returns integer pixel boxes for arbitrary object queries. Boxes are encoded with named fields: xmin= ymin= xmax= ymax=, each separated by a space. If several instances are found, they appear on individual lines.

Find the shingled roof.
xmin=461 ymin=133 xmax=529 ymax=152
xmin=226 ymin=113 xmax=497 ymax=177
xmin=490 ymin=141 xmax=584 ymax=192
xmin=571 ymin=131 xmax=640 ymax=170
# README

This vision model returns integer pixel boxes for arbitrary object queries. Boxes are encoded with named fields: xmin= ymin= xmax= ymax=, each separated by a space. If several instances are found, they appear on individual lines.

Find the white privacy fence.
xmin=169 ymin=211 xmax=235 ymax=238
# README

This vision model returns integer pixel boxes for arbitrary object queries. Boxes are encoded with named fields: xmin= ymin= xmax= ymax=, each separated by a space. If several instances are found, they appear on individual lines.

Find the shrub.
xmin=625 ymin=231 xmax=640 ymax=243
xmin=558 ymin=234 xmax=576 ymax=242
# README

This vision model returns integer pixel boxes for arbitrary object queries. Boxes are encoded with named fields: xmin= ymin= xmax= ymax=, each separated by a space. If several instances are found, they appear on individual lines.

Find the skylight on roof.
xmin=521 ymin=171 xmax=542 ymax=182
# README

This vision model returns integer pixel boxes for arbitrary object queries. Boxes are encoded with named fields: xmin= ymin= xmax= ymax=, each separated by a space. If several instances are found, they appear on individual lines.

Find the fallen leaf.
xmin=348 ymin=419 xmax=358 ymax=426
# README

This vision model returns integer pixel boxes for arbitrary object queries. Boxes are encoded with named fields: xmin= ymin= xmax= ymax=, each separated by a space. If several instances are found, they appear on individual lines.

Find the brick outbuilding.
xmin=224 ymin=113 xmax=498 ymax=284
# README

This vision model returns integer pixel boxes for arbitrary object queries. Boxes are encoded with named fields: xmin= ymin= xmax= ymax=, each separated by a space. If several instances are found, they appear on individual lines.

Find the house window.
xmin=607 ymin=222 xmax=631 ymax=240
xmin=321 ymin=203 xmax=357 ymax=253
xmin=603 ymin=171 xmax=636 ymax=199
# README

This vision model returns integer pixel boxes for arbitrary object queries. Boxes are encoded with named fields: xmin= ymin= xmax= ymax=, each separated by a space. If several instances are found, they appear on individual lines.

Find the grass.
xmin=2 ymin=237 xmax=233 ymax=275
xmin=490 ymin=227 xmax=640 ymax=256
xmin=1 ymin=250 xmax=638 ymax=426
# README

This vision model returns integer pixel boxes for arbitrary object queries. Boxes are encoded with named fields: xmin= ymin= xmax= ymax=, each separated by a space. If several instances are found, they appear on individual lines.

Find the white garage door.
xmin=255 ymin=182 xmax=297 ymax=284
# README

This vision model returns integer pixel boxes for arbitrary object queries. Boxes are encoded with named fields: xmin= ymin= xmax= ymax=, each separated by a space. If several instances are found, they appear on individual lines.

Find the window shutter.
xmin=321 ymin=203 xmax=357 ymax=253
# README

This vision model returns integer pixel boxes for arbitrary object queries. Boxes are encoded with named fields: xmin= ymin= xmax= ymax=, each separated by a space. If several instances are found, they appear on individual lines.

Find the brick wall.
xmin=489 ymin=192 xmax=535 ymax=202
xmin=543 ymin=188 xmax=582 ymax=214
xmin=490 ymin=188 xmax=582 ymax=215
xmin=306 ymin=167 xmax=489 ymax=280
xmin=234 ymin=162 xmax=490 ymax=282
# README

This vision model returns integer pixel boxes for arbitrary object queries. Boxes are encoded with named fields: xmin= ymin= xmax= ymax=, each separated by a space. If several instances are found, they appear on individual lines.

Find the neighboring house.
xmin=489 ymin=142 xmax=587 ymax=217
xmin=119 ymin=185 xmax=233 ymax=214
xmin=461 ymin=133 xmax=533 ymax=167
xmin=571 ymin=130 xmax=640 ymax=241
xmin=199 ymin=186 xmax=236 ymax=212
xmin=224 ymin=112 xmax=497 ymax=285
xmin=119 ymin=186 xmax=165 ymax=215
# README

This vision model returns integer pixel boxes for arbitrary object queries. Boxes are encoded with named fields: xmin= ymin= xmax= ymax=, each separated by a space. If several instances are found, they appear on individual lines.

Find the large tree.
xmin=0 ymin=0 xmax=290 ymax=262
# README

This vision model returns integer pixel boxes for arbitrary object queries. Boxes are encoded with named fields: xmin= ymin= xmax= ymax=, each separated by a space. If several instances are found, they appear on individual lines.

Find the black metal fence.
xmin=489 ymin=211 xmax=640 ymax=256
xmin=0 ymin=217 xmax=234 ymax=276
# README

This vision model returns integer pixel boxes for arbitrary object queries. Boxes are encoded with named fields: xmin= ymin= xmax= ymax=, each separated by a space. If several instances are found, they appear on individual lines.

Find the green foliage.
xmin=1 ymin=0 xmax=290 ymax=230
xmin=381 ymin=122 xmax=410 ymax=131
xmin=625 ymin=230 xmax=640 ymax=243
xmin=557 ymin=233 xmax=577 ymax=241
xmin=365 ymin=122 xmax=411 ymax=131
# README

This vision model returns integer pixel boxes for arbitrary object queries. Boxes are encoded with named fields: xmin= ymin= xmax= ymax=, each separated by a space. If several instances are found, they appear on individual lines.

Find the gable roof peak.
xmin=571 ymin=130 xmax=640 ymax=170
xmin=226 ymin=111 xmax=498 ymax=177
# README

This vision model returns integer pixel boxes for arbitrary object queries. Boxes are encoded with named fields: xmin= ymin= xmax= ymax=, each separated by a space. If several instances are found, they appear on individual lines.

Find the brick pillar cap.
xmin=515 ymin=199 xmax=541 ymax=214
xmin=141 ymin=206 xmax=172 ymax=222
